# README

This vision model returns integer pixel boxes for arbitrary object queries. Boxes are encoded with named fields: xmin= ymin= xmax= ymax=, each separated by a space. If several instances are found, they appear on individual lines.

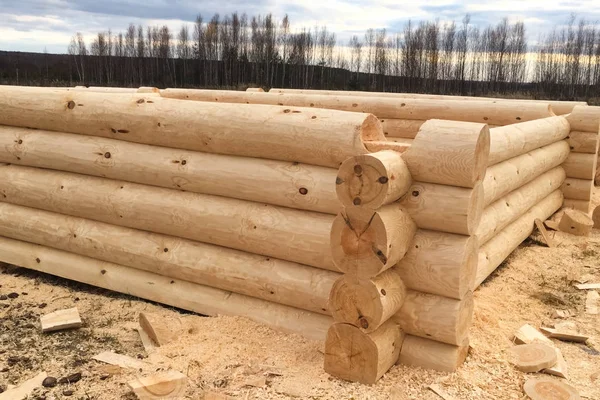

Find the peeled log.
xmin=0 ymin=87 xmax=384 ymax=168
xmin=324 ymin=321 xmax=403 ymax=384
xmin=562 ymin=178 xmax=594 ymax=201
xmin=392 ymin=290 xmax=474 ymax=345
xmin=558 ymin=209 xmax=594 ymax=236
xmin=160 ymin=89 xmax=554 ymax=125
xmin=483 ymin=141 xmax=570 ymax=206
xmin=397 ymin=335 xmax=470 ymax=372
xmin=563 ymin=199 xmax=590 ymax=213
xmin=396 ymin=231 xmax=477 ymax=300
xmin=330 ymin=205 xmax=416 ymax=277
xmin=0 ymin=126 xmax=340 ymax=215
xmin=0 ymin=202 xmax=337 ymax=314
xmin=563 ymin=152 xmax=598 ymax=180
xmin=477 ymin=167 xmax=566 ymax=244
xmin=566 ymin=105 xmax=600 ymax=132
xmin=402 ymin=120 xmax=490 ymax=188
xmin=335 ymin=150 xmax=412 ymax=209
xmin=380 ymin=119 xmax=424 ymax=139
xmin=329 ymin=268 xmax=406 ymax=333
xmin=400 ymin=181 xmax=484 ymax=236
xmin=567 ymin=131 xmax=599 ymax=154
xmin=0 ymin=165 xmax=336 ymax=271
xmin=488 ymin=116 xmax=570 ymax=166
xmin=0 ymin=236 xmax=332 ymax=340
xmin=475 ymin=190 xmax=564 ymax=288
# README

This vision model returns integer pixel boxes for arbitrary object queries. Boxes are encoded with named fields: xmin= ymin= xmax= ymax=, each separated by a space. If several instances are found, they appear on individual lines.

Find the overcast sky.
xmin=1 ymin=0 xmax=600 ymax=54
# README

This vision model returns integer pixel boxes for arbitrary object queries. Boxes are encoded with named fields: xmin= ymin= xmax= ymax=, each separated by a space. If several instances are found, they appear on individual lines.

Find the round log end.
xmin=359 ymin=114 xmax=386 ymax=145
xmin=467 ymin=182 xmax=485 ymax=235
xmin=508 ymin=343 xmax=557 ymax=373
xmin=523 ymin=378 xmax=580 ymax=400
xmin=473 ymin=125 xmax=491 ymax=183
xmin=456 ymin=291 xmax=475 ymax=344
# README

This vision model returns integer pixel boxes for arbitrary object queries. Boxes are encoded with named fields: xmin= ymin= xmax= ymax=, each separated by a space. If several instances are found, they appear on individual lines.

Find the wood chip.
xmin=136 ymin=328 xmax=157 ymax=353
xmin=540 ymin=327 xmax=588 ymax=343
xmin=535 ymin=219 xmax=555 ymax=247
xmin=558 ymin=209 xmax=594 ymax=236
xmin=128 ymin=370 xmax=186 ymax=399
xmin=523 ymin=378 xmax=580 ymax=400
xmin=585 ymin=291 xmax=599 ymax=315
xmin=40 ymin=307 xmax=82 ymax=332
xmin=139 ymin=312 xmax=179 ymax=347
xmin=0 ymin=372 xmax=47 ymax=400
xmin=93 ymin=351 xmax=150 ymax=370
xmin=508 ymin=343 xmax=557 ymax=373
xmin=514 ymin=324 xmax=553 ymax=345
xmin=428 ymin=383 xmax=455 ymax=400
xmin=544 ymin=219 xmax=560 ymax=231
xmin=543 ymin=348 xmax=568 ymax=379
xmin=575 ymin=283 xmax=600 ymax=290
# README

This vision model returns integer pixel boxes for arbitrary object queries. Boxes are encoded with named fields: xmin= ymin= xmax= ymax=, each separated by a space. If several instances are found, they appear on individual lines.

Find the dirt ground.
xmin=1 ymin=191 xmax=599 ymax=400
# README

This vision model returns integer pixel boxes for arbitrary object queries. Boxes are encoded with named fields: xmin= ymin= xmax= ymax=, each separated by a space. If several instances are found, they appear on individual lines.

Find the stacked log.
xmin=564 ymin=106 xmax=600 ymax=212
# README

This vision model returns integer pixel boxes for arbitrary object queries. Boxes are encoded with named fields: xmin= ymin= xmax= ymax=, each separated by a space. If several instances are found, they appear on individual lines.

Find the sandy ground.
xmin=1 ymin=191 xmax=599 ymax=399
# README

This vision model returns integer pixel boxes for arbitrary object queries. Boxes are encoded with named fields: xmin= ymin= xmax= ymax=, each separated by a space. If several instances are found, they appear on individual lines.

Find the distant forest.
xmin=1 ymin=13 xmax=600 ymax=102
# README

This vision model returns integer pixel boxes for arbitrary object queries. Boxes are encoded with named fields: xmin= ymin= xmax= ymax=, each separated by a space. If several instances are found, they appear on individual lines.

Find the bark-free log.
xmin=0 ymin=202 xmax=337 ymax=314
xmin=563 ymin=199 xmax=590 ymax=213
xmin=0 ymin=165 xmax=336 ymax=270
xmin=396 ymin=230 xmax=478 ymax=300
xmin=0 ymin=236 xmax=333 ymax=340
xmin=483 ymin=141 xmax=570 ymax=206
xmin=567 ymin=131 xmax=599 ymax=154
xmin=558 ymin=209 xmax=594 ymax=236
xmin=0 ymin=87 xmax=384 ymax=168
xmin=563 ymin=152 xmax=598 ymax=180
xmin=477 ymin=167 xmax=566 ymax=244
xmin=562 ymin=178 xmax=594 ymax=201
xmin=73 ymin=86 xmax=138 ymax=93
xmin=0 ymin=127 xmax=340 ymax=215
xmin=330 ymin=205 xmax=416 ymax=277
xmin=400 ymin=181 xmax=484 ymax=236
xmin=246 ymin=87 xmax=264 ymax=92
xmin=402 ymin=120 xmax=490 ymax=188
xmin=475 ymin=190 xmax=563 ymax=288
xmin=329 ymin=269 xmax=406 ymax=333
xmin=380 ymin=119 xmax=424 ymax=139
xmin=488 ymin=116 xmax=570 ymax=166
xmin=392 ymin=290 xmax=474 ymax=345
xmin=397 ymin=335 xmax=470 ymax=372
xmin=324 ymin=321 xmax=403 ymax=384
xmin=335 ymin=150 xmax=412 ymax=209
xmin=566 ymin=105 xmax=600 ymax=132
xmin=160 ymin=89 xmax=554 ymax=125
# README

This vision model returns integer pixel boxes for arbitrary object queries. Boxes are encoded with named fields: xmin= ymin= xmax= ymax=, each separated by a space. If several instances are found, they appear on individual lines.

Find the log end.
xmin=359 ymin=114 xmax=386 ymax=146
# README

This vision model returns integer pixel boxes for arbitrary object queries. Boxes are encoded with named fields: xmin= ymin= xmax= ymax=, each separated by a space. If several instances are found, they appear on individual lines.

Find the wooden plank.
xmin=586 ymin=291 xmax=599 ymax=315
xmin=535 ymin=219 xmax=556 ymax=248
xmin=0 ymin=372 xmax=47 ymax=400
xmin=128 ymin=370 xmax=187 ymax=399
xmin=540 ymin=326 xmax=588 ymax=343
xmin=575 ymin=283 xmax=600 ymax=290
xmin=40 ymin=307 xmax=82 ymax=332
xmin=543 ymin=348 xmax=568 ymax=379
xmin=513 ymin=324 xmax=553 ymax=345
xmin=93 ymin=351 xmax=150 ymax=370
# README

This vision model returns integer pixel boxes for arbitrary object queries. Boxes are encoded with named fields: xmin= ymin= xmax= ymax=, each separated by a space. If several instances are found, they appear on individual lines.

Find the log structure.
xmin=0 ymin=85 xmax=587 ymax=385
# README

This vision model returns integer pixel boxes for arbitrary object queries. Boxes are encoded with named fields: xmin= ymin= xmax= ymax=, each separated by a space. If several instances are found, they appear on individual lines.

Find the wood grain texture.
xmin=0 ymin=87 xmax=384 ymax=168
xmin=566 ymin=105 xmax=600 ymax=132
xmin=563 ymin=152 xmax=598 ymax=180
xmin=0 ymin=126 xmax=340 ymax=215
xmin=488 ymin=116 xmax=570 ymax=166
xmin=400 ymin=181 xmax=484 ymax=235
xmin=482 ymin=140 xmax=570 ymax=206
xmin=364 ymin=140 xmax=411 ymax=153
xmin=324 ymin=321 xmax=403 ymax=384
xmin=0 ymin=165 xmax=336 ymax=270
xmin=392 ymin=290 xmax=474 ymax=345
xmin=380 ymin=119 xmax=424 ymax=139
xmin=397 ymin=335 xmax=470 ymax=372
xmin=329 ymin=269 xmax=406 ymax=333
xmin=561 ymin=178 xmax=594 ymax=201
xmin=128 ymin=370 xmax=187 ymax=399
xmin=396 ymin=230 xmax=477 ymax=300
xmin=477 ymin=167 xmax=566 ymax=244
xmin=523 ymin=378 xmax=580 ymax=400
xmin=330 ymin=204 xmax=416 ymax=277
xmin=475 ymin=190 xmax=563 ymax=288
xmin=563 ymin=198 xmax=591 ymax=213
xmin=0 ymin=201 xmax=337 ymax=313
xmin=567 ymin=131 xmax=599 ymax=153
xmin=160 ymin=89 xmax=554 ymax=125
xmin=402 ymin=119 xmax=490 ymax=188
xmin=0 ymin=372 xmax=47 ymax=400
xmin=558 ymin=209 xmax=594 ymax=236
xmin=40 ymin=307 xmax=82 ymax=332
xmin=0 ymin=236 xmax=333 ymax=340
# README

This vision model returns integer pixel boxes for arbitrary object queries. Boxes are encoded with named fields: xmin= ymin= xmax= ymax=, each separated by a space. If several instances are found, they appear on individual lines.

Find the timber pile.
xmin=0 ymin=85 xmax=593 ymax=385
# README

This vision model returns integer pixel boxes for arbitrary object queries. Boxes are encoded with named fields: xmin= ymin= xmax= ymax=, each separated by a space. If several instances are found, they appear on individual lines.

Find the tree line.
xmin=1 ymin=12 xmax=599 ymax=101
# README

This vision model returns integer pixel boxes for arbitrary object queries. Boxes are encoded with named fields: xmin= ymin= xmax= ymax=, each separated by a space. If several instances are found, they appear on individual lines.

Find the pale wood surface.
xmin=562 ymin=177 xmax=594 ymax=201
xmin=161 ymin=89 xmax=554 ymax=125
xmin=364 ymin=140 xmax=411 ymax=153
xmin=324 ymin=321 xmax=403 ymax=384
xmin=558 ymin=209 xmax=594 ymax=236
xmin=514 ymin=324 xmax=553 ymax=345
xmin=392 ymin=290 xmax=474 ymax=346
xmin=93 ymin=351 xmax=151 ymax=370
xmin=380 ymin=119 xmax=424 ymax=139
xmin=482 ymin=140 xmax=570 ymax=206
xmin=246 ymin=87 xmax=264 ymax=92
xmin=0 ymin=127 xmax=340 ymax=215
xmin=488 ymin=116 xmax=570 ymax=166
xmin=539 ymin=326 xmax=588 ymax=343
xmin=585 ymin=291 xmax=599 ymax=315
xmin=0 ymin=237 xmax=333 ymax=340
xmin=0 ymin=165 xmax=336 ymax=271
xmin=0 ymin=87 xmax=385 ymax=168
xmin=139 ymin=313 xmax=178 ymax=346
xmin=523 ymin=378 xmax=580 ymax=400
xmin=475 ymin=190 xmax=563 ymax=288
xmin=567 ymin=131 xmax=599 ymax=153
xmin=508 ymin=343 xmax=558 ymax=373
xmin=593 ymin=206 xmax=600 ymax=228
xmin=335 ymin=150 xmax=412 ymax=209
xmin=563 ymin=152 xmax=598 ymax=180
xmin=0 ymin=372 xmax=47 ymax=400
xmin=397 ymin=335 xmax=469 ymax=372
xmin=403 ymin=119 xmax=490 ymax=188
xmin=566 ymin=105 xmax=600 ymax=132
xmin=128 ymin=370 xmax=187 ymax=399
xmin=400 ymin=181 xmax=484 ymax=236
xmin=563 ymin=198 xmax=591 ymax=213
xmin=477 ymin=167 xmax=566 ymax=244
xmin=0 ymin=201 xmax=337 ymax=314
xmin=330 ymin=204 xmax=416 ymax=277
xmin=396 ymin=230 xmax=477 ymax=300
xmin=329 ymin=269 xmax=406 ymax=333
xmin=534 ymin=219 xmax=556 ymax=248
xmin=40 ymin=307 xmax=82 ymax=332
